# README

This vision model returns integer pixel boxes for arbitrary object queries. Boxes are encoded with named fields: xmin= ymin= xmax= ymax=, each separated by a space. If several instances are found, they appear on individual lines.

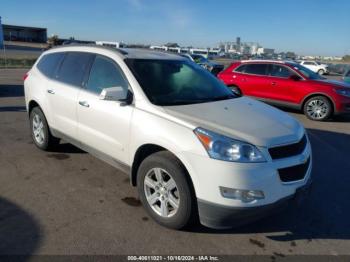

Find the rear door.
xmin=46 ymin=52 xmax=94 ymax=139
xmin=77 ymin=55 xmax=133 ymax=164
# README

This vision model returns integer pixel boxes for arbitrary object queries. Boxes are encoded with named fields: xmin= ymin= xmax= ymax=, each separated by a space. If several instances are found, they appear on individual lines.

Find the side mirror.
xmin=100 ymin=86 xmax=127 ymax=101
xmin=289 ymin=75 xmax=301 ymax=81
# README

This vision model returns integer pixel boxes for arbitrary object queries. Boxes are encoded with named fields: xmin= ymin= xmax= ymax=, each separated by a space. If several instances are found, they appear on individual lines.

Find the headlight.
xmin=335 ymin=88 xmax=350 ymax=98
xmin=194 ymin=127 xmax=266 ymax=163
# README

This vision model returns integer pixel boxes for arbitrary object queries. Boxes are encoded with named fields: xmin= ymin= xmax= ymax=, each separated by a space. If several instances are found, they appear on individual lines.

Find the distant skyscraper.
xmin=236 ymin=37 xmax=241 ymax=46
xmin=0 ymin=16 xmax=4 ymax=48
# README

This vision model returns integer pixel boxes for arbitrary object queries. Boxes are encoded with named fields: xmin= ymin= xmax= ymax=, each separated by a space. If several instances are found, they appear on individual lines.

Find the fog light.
xmin=220 ymin=187 xmax=265 ymax=203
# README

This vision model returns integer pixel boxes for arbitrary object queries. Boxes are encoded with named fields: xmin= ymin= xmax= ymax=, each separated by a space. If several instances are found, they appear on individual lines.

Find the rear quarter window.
xmin=36 ymin=53 xmax=65 ymax=78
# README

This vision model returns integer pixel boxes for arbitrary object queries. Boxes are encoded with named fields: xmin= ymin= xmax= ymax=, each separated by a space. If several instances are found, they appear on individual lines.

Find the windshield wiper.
xmin=212 ymin=94 xmax=236 ymax=101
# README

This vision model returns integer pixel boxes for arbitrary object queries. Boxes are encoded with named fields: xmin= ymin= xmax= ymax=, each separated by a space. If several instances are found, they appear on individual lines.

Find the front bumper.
xmin=198 ymin=179 xmax=312 ymax=229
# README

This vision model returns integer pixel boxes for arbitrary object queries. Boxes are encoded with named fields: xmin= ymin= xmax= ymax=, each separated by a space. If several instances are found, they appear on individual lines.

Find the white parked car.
xmin=24 ymin=45 xmax=312 ymax=229
xmin=299 ymin=60 xmax=328 ymax=75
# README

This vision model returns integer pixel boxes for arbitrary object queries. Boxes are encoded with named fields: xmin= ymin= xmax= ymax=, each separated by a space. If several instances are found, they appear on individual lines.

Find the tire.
xmin=303 ymin=96 xmax=332 ymax=121
xmin=137 ymin=151 xmax=197 ymax=229
xmin=318 ymin=69 xmax=325 ymax=75
xmin=229 ymin=85 xmax=242 ymax=96
xmin=29 ymin=107 xmax=60 ymax=150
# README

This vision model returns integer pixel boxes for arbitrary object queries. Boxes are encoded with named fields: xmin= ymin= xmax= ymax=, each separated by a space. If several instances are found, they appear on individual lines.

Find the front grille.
xmin=269 ymin=135 xmax=307 ymax=160
xmin=278 ymin=157 xmax=310 ymax=182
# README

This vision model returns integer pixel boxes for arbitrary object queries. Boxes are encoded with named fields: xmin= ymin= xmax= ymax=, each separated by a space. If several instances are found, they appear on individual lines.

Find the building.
xmin=256 ymin=47 xmax=275 ymax=56
xmin=0 ymin=17 xmax=4 ymax=48
xmin=2 ymin=24 xmax=47 ymax=43
xmin=95 ymin=41 xmax=126 ymax=48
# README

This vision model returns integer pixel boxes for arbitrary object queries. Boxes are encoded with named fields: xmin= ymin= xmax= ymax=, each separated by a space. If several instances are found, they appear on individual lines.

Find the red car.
xmin=218 ymin=60 xmax=350 ymax=121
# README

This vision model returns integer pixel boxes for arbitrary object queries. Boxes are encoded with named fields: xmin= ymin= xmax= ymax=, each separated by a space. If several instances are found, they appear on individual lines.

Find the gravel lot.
xmin=0 ymin=69 xmax=349 ymax=257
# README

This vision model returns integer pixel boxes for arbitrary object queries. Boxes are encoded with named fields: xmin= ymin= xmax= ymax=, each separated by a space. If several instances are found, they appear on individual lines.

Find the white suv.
xmin=299 ymin=60 xmax=328 ymax=75
xmin=24 ymin=45 xmax=312 ymax=229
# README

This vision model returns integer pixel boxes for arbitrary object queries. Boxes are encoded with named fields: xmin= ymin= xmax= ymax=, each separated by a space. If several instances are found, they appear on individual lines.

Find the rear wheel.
xmin=137 ymin=151 xmax=197 ymax=229
xmin=303 ymin=96 xmax=332 ymax=121
xmin=30 ymin=107 xmax=59 ymax=150
xmin=229 ymin=85 xmax=242 ymax=96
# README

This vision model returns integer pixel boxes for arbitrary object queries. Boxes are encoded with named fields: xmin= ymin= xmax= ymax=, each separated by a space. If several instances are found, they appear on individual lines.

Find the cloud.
xmin=128 ymin=0 xmax=143 ymax=10
xmin=168 ymin=9 xmax=192 ymax=29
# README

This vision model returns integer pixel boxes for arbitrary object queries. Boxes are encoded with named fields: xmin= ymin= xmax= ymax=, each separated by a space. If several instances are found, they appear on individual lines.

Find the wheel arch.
xmin=130 ymin=144 xmax=196 ymax=197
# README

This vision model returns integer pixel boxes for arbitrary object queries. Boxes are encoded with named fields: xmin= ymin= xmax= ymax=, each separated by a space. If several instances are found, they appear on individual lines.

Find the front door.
xmin=77 ymin=55 xmax=133 ymax=164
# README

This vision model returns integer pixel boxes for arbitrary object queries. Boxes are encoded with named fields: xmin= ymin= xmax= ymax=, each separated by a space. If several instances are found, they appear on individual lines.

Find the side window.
xmin=244 ymin=64 xmax=269 ymax=76
xmin=86 ymin=55 xmax=129 ymax=95
xmin=234 ymin=64 xmax=247 ymax=73
xmin=269 ymin=64 xmax=293 ymax=78
xmin=56 ymin=52 xmax=94 ymax=87
xmin=36 ymin=53 xmax=65 ymax=78
xmin=304 ymin=62 xmax=313 ymax=65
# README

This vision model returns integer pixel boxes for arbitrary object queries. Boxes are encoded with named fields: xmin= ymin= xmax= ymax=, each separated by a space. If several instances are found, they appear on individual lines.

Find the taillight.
xmin=23 ymin=72 xmax=29 ymax=81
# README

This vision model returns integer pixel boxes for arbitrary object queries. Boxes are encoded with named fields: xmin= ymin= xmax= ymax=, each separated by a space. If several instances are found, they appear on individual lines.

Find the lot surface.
xmin=0 ymin=69 xmax=350 ymax=257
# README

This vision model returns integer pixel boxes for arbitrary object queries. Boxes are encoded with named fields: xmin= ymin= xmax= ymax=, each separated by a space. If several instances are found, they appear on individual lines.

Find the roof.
xmin=48 ymin=44 xmax=185 ymax=60
xmin=240 ymin=59 xmax=286 ymax=64
xmin=2 ymin=24 xmax=47 ymax=31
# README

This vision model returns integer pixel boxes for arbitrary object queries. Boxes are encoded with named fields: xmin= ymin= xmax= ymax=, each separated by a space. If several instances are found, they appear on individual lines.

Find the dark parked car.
xmin=180 ymin=54 xmax=224 ymax=76
xmin=344 ymin=69 xmax=350 ymax=83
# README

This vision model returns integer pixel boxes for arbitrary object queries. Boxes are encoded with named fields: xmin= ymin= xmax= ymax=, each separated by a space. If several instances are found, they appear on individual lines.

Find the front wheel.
xmin=318 ymin=69 xmax=325 ymax=75
xmin=303 ymin=96 xmax=332 ymax=121
xmin=137 ymin=151 xmax=197 ymax=229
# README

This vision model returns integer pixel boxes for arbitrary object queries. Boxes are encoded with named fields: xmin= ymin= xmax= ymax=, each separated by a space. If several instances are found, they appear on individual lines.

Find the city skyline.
xmin=1 ymin=0 xmax=350 ymax=56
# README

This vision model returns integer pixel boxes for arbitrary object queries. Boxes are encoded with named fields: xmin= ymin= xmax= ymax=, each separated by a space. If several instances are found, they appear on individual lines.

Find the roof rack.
xmin=50 ymin=43 xmax=128 ymax=55
xmin=241 ymin=59 xmax=286 ymax=63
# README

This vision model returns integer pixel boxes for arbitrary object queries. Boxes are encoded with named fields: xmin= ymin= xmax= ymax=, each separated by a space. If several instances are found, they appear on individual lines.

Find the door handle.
xmin=271 ymin=82 xmax=277 ymax=86
xmin=79 ymin=101 xmax=90 ymax=108
xmin=47 ymin=89 xmax=55 ymax=94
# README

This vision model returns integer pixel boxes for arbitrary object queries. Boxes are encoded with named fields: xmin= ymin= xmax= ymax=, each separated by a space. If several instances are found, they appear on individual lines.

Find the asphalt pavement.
xmin=0 ymin=69 xmax=350 ymax=257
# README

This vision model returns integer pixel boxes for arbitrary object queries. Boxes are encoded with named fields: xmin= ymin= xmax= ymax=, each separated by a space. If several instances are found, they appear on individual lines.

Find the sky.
xmin=1 ymin=0 xmax=349 ymax=56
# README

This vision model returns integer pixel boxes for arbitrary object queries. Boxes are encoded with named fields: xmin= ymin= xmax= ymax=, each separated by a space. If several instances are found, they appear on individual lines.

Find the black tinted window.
xmin=244 ymin=64 xmax=269 ymax=75
xmin=37 ymin=53 xmax=64 ymax=78
xmin=234 ymin=64 xmax=247 ymax=72
xmin=87 ymin=56 xmax=129 ymax=94
xmin=56 ymin=52 xmax=94 ymax=87
xmin=269 ymin=65 xmax=293 ymax=78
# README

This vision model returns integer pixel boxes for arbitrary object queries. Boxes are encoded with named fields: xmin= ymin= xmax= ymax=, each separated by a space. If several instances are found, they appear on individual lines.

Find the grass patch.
xmin=0 ymin=58 xmax=37 ymax=68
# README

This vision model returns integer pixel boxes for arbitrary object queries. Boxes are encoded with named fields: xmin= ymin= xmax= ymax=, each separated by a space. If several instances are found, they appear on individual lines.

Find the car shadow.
xmin=0 ymin=106 xmax=27 ymax=112
xmin=0 ymin=196 xmax=41 ymax=257
xmin=0 ymin=84 xmax=24 ymax=97
xmin=48 ymin=142 xmax=87 ymax=154
xmin=188 ymin=128 xmax=350 ymax=242
xmin=273 ymin=105 xmax=350 ymax=123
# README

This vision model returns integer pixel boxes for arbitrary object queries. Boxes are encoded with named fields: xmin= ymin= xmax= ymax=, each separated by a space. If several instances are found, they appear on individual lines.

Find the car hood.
xmin=313 ymin=79 xmax=350 ymax=88
xmin=163 ymin=97 xmax=304 ymax=147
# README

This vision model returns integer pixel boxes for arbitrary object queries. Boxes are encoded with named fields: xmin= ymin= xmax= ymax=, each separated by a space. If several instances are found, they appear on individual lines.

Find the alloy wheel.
xmin=306 ymin=99 xmax=329 ymax=120
xmin=144 ymin=167 xmax=180 ymax=218
xmin=32 ymin=113 xmax=45 ymax=144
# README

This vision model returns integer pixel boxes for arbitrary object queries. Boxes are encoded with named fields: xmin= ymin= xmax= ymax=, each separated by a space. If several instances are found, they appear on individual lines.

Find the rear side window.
xmin=36 ymin=53 xmax=65 ymax=78
xmin=56 ymin=52 xmax=94 ymax=87
xmin=244 ymin=64 xmax=269 ymax=76
xmin=86 ymin=55 xmax=129 ymax=95
xmin=234 ymin=64 xmax=247 ymax=73
xmin=269 ymin=64 xmax=293 ymax=78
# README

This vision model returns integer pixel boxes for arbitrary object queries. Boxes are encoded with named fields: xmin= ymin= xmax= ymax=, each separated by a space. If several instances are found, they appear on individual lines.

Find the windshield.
xmin=125 ymin=59 xmax=236 ymax=106
xmin=288 ymin=62 xmax=324 ymax=80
